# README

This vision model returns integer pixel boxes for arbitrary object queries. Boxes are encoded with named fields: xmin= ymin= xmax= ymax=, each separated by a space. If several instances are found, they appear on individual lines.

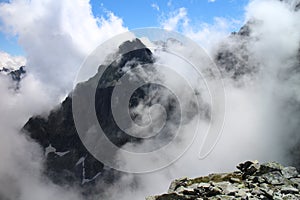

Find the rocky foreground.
xmin=146 ymin=161 xmax=300 ymax=200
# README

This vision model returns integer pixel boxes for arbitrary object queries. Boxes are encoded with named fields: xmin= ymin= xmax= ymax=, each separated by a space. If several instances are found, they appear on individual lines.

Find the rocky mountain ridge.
xmin=22 ymin=39 xmax=153 ymax=188
xmin=22 ymin=38 xmax=194 ymax=193
xmin=146 ymin=161 xmax=300 ymax=200
xmin=21 ymin=25 xmax=254 ymax=187
xmin=0 ymin=66 xmax=26 ymax=89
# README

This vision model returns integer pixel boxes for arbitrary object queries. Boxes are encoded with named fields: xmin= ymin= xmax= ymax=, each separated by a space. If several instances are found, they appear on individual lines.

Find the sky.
xmin=0 ymin=0 xmax=249 ymax=56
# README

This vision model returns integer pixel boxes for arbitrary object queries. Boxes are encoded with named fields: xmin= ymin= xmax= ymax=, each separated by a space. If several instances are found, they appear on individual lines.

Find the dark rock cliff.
xmin=23 ymin=39 xmax=154 ymax=187
xmin=22 ymin=38 xmax=188 ymax=192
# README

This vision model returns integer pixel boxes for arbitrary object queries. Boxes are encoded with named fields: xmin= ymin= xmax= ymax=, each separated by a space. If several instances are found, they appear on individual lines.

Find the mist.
xmin=0 ymin=0 xmax=127 ymax=199
xmin=100 ymin=0 xmax=300 ymax=199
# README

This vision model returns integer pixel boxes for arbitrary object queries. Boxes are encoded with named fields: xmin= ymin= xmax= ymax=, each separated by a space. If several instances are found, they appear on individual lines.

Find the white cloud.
xmin=208 ymin=0 xmax=216 ymax=2
xmin=0 ymin=51 xmax=26 ymax=69
xmin=160 ymin=7 xmax=241 ymax=51
xmin=151 ymin=3 xmax=160 ymax=11
xmin=161 ymin=7 xmax=189 ymax=31
xmin=0 ymin=0 xmax=128 ymax=199
xmin=0 ymin=0 xmax=127 ymax=98
xmin=185 ymin=17 xmax=241 ymax=51
xmin=105 ymin=1 xmax=300 ymax=199
xmin=0 ymin=64 xmax=82 ymax=200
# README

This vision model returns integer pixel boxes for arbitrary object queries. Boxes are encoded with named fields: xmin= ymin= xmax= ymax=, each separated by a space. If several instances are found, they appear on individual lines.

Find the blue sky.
xmin=0 ymin=0 xmax=249 ymax=56
xmin=91 ymin=0 xmax=249 ymax=28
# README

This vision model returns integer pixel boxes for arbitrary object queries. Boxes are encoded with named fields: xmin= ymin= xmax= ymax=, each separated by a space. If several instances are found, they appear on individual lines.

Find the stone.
xmin=257 ymin=162 xmax=284 ymax=175
xmin=198 ymin=182 xmax=211 ymax=188
xmin=262 ymin=171 xmax=285 ymax=185
xmin=281 ymin=185 xmax=299 ymax=194
xmin=259 ymin=187 xmax=273 ymax=199
xmin=175 ymin=186 xmax=188 ymax=193
xmin=168 ymin=177 xmax=188 ymax=193
xmin=146 ymin=161 xmax=300 ymax=200
xmin=282 ymin=167 xmax=298 ymax=179
xmin=229 ymin=177 xmax=241 ymax=183
xmin=237 ymin=160 xmax=260 ymax=177
xmin=182 ymin=188 xmax=198 ymax=196
xmin=251 ymin=187 xmax=263 ymax=196
xmin=282 ymin=194 xmax=299 ymax=200
xmin=290 ymin=177 xmax=300 ymax=189
xmin=224 ymin=184 xmax=239 ymax=195
xmin=235 ymin=190 xmax=247 ymax=198
xmin=145 ymin=196 xmax=157 ymax=200
xmin=253 ymin=176 xmax=265 ymax=183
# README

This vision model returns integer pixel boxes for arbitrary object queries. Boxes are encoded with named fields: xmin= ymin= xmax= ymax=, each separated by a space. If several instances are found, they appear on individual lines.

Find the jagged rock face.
xmin=215 ymin=15 xmax=300 ymax=171
xmin=22 ymin=39 xmax=184 ymax=189
xmin=147 ymin=161 xmax=300 ymax=200
xmin=297 ymin=3 xmax=300 ymax=11
xmin=23 ymin=39 xmax=150 ymax=186
xmin=277 ymin=43 xmax=300 ymax=171
xmin=280 ymin=0 xmax=300 ymax=11
xmin=0 ymin=66 xmax=26 ymax=81
xmin=215 ymin=22 xmax=258 ymax=81
xmin=0 ymin=66 xmax=26 ymax=89
xmin=24 ymin=96 xmax=110 ymax=187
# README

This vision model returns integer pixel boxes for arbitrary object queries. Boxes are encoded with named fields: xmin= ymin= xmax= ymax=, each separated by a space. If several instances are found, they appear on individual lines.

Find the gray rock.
xmin=282 ymin=167 xmax=298 ymax=179
xmin=198 ymin=182 xmax=211 ymax=188
xmin=230 ymin=177 xmax=242 ymax=183
xmin=259 ymin=187 xmax=273 ymax=199
xmin=281 ymin=185 xmax=299 ymax=194
xmin=290 ymin=177 xmax=300 ymax=189
xmin=147 ymin=161 xmax=300 ymax=200
xmin=262 ymin=171 xmax=285 ymax=185
xmin=282 ymin=194 xmax=299 ymax=200
xmin=168 ymin=177 xmax=188 ymax=193
xmin=257 ymin=162 xmax=284 ymax=175
xmin=145 ymin=196 xmax=157 ymax=200
xmin=235 ymin=188 xmax=248 ymax=198
xmin=237 ymin=160 xmax=260 ymax=177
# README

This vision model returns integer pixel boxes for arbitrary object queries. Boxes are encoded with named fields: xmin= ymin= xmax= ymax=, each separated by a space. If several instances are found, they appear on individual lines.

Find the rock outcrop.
xmin=147 ymin=161 xmax=300 ymax=200
xmin=22 ymin=38 xmax=195 ymax=191
xmin=0 ymin=66 xmax=26 ymax=89
xmin=22 ymin=39 xmax=154 ymax=187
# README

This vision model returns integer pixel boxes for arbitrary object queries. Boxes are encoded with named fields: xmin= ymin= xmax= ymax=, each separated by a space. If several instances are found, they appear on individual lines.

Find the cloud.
xmin=0 ymin=0 xmax=127 ymax=99
xmin=0 ymin=0 xmax=127 ymax=199
xmin=185 ymin=17 xmax=242 ymax=51
xmin=208 ymin=0 xmax=216 ymax=2
xmin=161 ymin=7 xmax=189 ymax=31
xmin=151 ymin=3 xmax=160 ymax=11
xmin=0 ymin=51 xmax=26 ymax=69
xmin=103 ymin=1 xmax=300 ymax=199
xmin=160 ymin=7 xmax=241 ymax=51
xmin=0 ymin=66 xmax=83 ymax=200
